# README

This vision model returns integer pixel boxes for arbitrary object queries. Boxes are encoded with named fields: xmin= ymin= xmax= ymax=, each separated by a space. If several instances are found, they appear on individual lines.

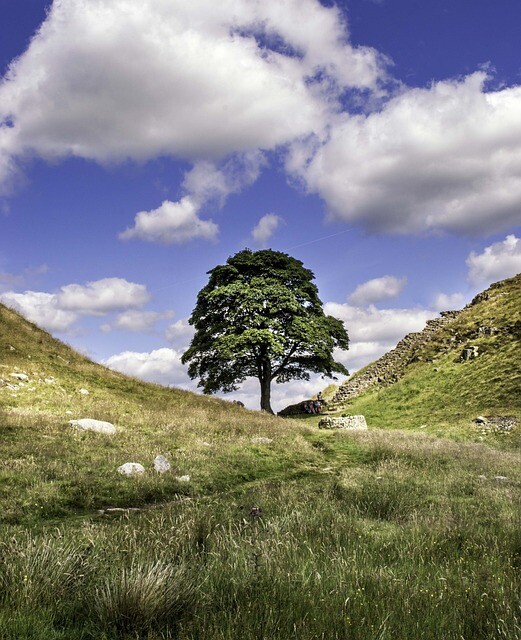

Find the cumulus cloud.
xmin=103 ymin=347 xmax=194 ymax=389
xmin=347 ymin=275 xmax=407 ymax=306
xmin=431 ymin=292 xmax=466 ymax=311
xmin=466 ymin=234 xmax=521 ymax=286
xmin=288 ymin=73 xmax=521 ymax=234
xmin=165 ymin=319 xmax=194 ymax=349
xmin=103 ymin=309 xmax=175 ymax=333
xmin=57 ymin=278 xmax=150 ymax=314
xmin=0 ymin=276 xmax=152 ymax=332
xmin=325 ymin=301 xmax=436 ymax=372
xmin=120 ymin=197 xmax=218 ymax=245
xmin=1 ymin=291 xmax=78 ymax=332
xmin=251 ymin=213 xmax=283 ymax=246
xmin=0 ymin=0 xmax=384 ymax=187
xmin=183 ymin=152 xmax=266 ymax=208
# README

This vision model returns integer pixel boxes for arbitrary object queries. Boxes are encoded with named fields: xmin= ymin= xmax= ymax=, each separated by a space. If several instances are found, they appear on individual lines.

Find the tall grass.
xmin=0 ymin=430 xmax=519 ymax=639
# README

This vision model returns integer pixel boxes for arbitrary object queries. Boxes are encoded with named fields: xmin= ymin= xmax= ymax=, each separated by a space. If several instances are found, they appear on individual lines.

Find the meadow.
xmin=0 ymin=295 xmax=520 ymax=639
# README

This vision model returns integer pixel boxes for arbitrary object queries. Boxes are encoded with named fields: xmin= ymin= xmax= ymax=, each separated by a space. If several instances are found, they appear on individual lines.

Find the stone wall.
xmin=332 ymin=310 xmax=461 ymax=405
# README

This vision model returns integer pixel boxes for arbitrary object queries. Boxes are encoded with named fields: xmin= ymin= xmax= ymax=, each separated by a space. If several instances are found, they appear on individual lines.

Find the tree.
xmin=181 ymin=249 xmax=349 ymax=413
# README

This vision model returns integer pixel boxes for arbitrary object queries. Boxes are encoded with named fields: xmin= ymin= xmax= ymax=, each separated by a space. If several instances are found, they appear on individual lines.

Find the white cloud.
xmin=466 ymin=234 xmax=521 ymax=286
xmin=103 ymin=347 xmax=194 ymax=389
xmin=183 ymin=152 xmax=266 ymax=208
xmin=325 ymin=301 xmax=436 ymax=373
xmin=0 ymin=276 xmax=152 ymax=331
xmin=0 ymin=291 xmax=78 ymax=332
xmin=165 ymin=319 xmax=194 ymax=348
xmin=105 ymin=309 xmax=175 ymax=333
xmin=431 ymin=292 xmax=466 ymax=311
xmin=251 ymin=213 xmax=283 ymax=246
xmin=288 ymin=73 xmax=521 ymax=235
xmin=0 ymin=0 xmax=384 ymax=185
xmin=120 ymin=197 xmax=218 ymax=245
xmin=347 ymin=275 xmax=406 ymax=306
xmin=58 ymin=278 xmax=150 ymax=314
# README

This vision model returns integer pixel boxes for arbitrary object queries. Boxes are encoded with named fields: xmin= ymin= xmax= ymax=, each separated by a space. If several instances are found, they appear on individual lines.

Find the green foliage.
xmin=182 ymin=249 xmax=348 ymax=412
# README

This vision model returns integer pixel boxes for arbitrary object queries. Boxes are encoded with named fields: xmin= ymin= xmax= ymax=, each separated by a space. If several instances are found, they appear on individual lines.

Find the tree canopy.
xmin=181 ymin=249 xmax=349 ymax=413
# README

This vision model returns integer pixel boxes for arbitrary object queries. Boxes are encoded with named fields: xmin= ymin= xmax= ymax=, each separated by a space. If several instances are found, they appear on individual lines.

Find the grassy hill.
xmin=331 ymin=274 xmax=521 ymax=447
xmin=0 ymin=300 xmax=520 ymax=639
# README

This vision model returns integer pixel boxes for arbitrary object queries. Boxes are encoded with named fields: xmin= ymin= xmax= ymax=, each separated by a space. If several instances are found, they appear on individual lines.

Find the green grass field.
xmin=0 ymin=285 xmax=520 ymax=639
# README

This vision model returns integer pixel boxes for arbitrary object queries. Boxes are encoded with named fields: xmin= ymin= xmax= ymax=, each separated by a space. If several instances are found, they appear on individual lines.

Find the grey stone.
xmin=69 ymin=418 xmax=116 ymax=435
xmin=475 ymin=416 xmax=487 ymax=424
xmin=153 ymin=455 xmax=171 ymax=473
xmin=318 ymin=415 xmax=367 ymax=430
xmin=79 ymin=388 xmax=90 ymax=395
xmin=493 ymin=475 xmax=508 ymax=482
xmin=176 ymin=475 xmax=190 ymax=482
xmin=10 ymin=373 xmax=28 ymax=381
xmin=118 ymin=462 xmax=145 ymax=475
xmin=460 ymin=346 xmax=479 ymax=361
xmin=251 ymin=437 xmax=273 ymax=444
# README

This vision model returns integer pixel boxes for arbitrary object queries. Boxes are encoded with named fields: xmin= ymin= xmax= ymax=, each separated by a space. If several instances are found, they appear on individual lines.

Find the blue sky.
xmin=1 ymin=0 xmax=520 ymax=411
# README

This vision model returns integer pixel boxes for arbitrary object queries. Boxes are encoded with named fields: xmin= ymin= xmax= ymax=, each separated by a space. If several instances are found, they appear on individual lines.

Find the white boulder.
xmin=118 ymin=463 xmax=145 ymax=476
xmin=69 ymin=418 xmax=116 ymax=435
xmin=153 ymin=455 xmax=171 ymax=473
xmin=10 ymin=373 xmax=28 ymax=381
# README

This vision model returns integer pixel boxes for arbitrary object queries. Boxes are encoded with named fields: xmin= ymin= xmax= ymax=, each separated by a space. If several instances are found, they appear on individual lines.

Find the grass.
xmin=0 ymin=294 xmax=520 ymax=638
xmin=0 ymin=430 xmax=519 ymax=639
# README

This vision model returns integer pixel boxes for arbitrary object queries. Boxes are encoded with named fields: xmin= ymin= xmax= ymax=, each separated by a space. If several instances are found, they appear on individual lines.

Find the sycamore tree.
xmin=181 ymin=249 xmax=349 ymax=414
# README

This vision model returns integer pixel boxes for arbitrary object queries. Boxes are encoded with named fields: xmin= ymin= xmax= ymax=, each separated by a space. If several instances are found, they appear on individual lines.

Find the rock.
xmin=460 ymin=346 xmax=479 ymax=361
xmin=79 ymin=388 xmax=90 ymax=395
xmin=176 ymin=475 xmax=190 ymax=482
xmin=69 ymin=418 xmax=116 ymax=434
xmin=118 ymin=463 xmax=145 ymax=476
xmin=493 ymin=475 xmax=508 ymax=482
xmin=475 ymin=416 xmax=487 ymax=424
xmin=44 ymin=378 xmax=55 ymax=384
xmin=10 ymin=373 xmax=28 ymax=381
xmin=318 ymin=415 xmax=367 ymax=430
xmin=101 ymin=507 xmax=141 ymax=516
xmin=251 ymin=437 xmax=273 ymax=444
xmin=153 ymin=455 xmax=171 ymax=473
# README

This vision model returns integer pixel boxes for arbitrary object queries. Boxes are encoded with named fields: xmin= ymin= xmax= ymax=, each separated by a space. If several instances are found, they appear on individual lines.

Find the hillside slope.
xmin=334 ymin=274 xmax=521 ymax=443
xmin=0 ymin=302 xmax=317 ymax=525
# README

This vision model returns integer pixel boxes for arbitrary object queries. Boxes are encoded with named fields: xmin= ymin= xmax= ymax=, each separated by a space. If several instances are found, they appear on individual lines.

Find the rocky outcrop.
xmin=332 ymin=311 xmax=461 ymax=405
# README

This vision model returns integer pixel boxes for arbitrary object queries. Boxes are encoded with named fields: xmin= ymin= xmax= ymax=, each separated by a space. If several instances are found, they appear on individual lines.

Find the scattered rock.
xmin=460 ymin=346 xmax=479 ymax=361
xmin=79 ymin=388 xmax=90 ymax=395
xmin=176 ymin=475 xmax=190 ymax=482
xmin=318 ymin=415 xmax=367 ymax=430
xmin=251 ymin=437 xmax=273 ymax=444
xmin=153 ymin=455 xmax=171 ymax=473
xmin=69 ymin=418 xmax=116 ymax=434
xmin=118 ymin=463 xmax=145 ymax=476
xmin=10 ymin=373 xmax=28 ymax=381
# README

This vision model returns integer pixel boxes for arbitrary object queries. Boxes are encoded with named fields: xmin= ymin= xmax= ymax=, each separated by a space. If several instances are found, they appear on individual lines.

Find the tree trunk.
xmin=259 ymin=359 xmax=273 ymax=414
